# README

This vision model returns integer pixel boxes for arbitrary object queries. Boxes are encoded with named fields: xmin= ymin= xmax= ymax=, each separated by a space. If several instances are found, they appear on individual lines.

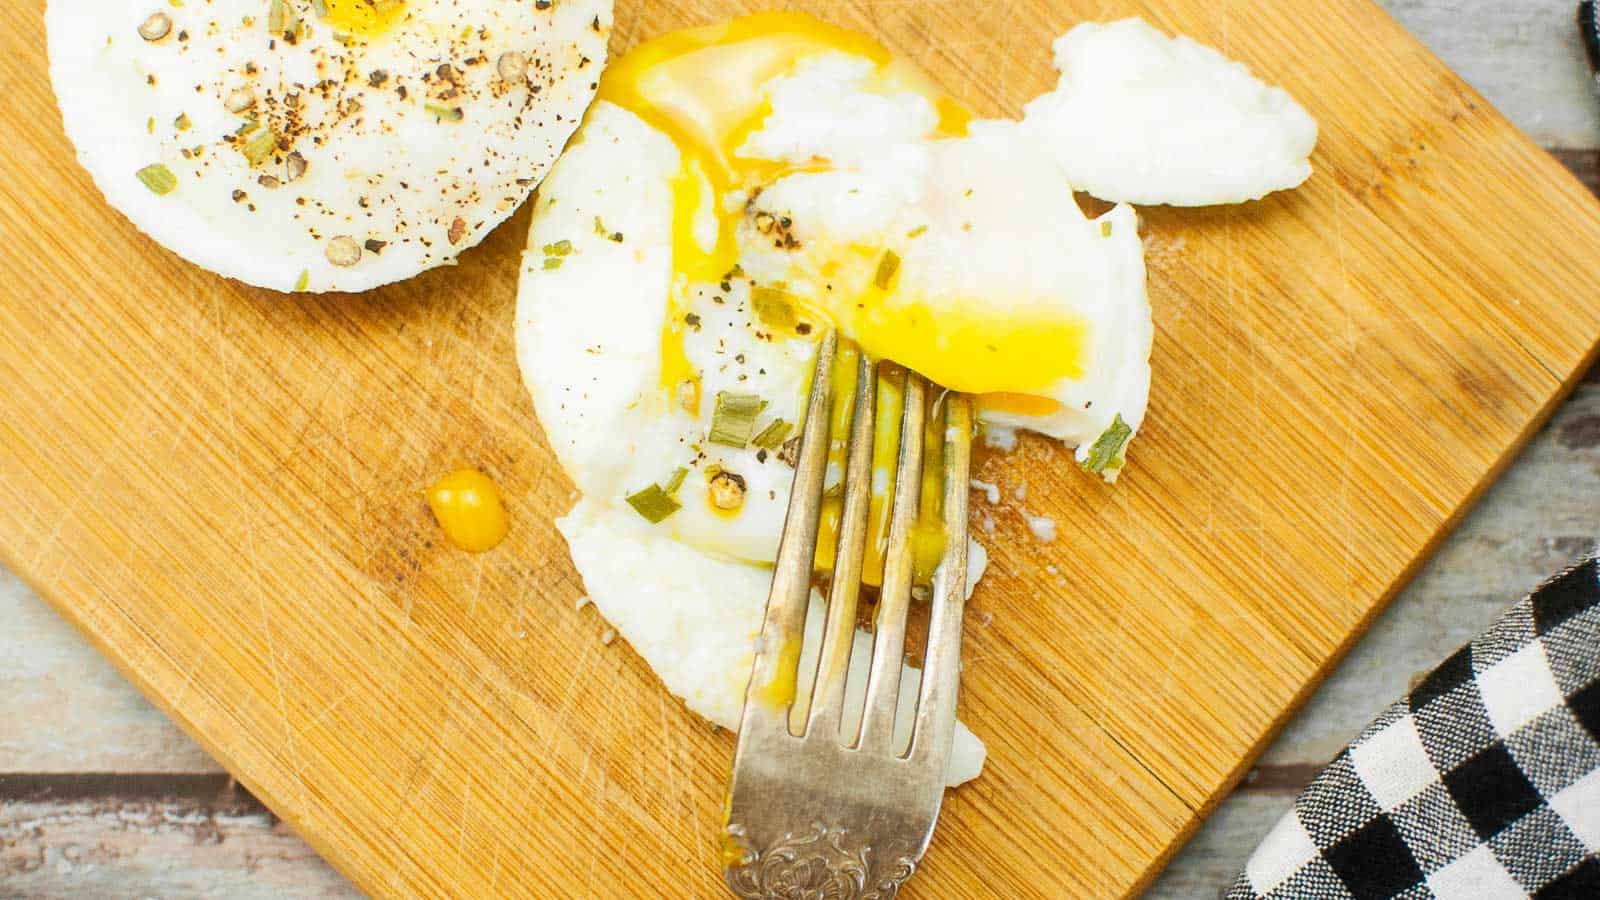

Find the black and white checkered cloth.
xmin=1228 ymin=558 xmax=1600 ymax=899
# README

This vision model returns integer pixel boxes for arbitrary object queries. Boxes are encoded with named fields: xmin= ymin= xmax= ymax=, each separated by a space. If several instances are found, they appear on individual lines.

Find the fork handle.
xmin=725 ymin=823 xmax=918 ymax=899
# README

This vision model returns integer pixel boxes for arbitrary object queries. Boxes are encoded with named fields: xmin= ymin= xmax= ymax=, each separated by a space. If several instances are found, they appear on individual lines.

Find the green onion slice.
xmin=267 ymin=0 xmax=299 ymax=36
xmin=626 ymin=484 xmax=681 ymax=523
xmin=751 ymin=419 xmax=790 ymax=449
xmin=751 ymin=286 xmax=797 ymax=331
xmin=135 ymin=163 xmax=177 ymax=195
xmin=873 ymin=250 xmax=900 ymax=291
xmin=425 ymin=103 xmax=464 ymax=122
xmin=237 ymin=123 xmax=277 ymax=166
xmin=662 ymin=467 xmax=688 ymax=495
xmin=543 ymin=239 xmax=573 ymax=257
xmin=1080 ymin=414 xmax=1133 ymax=475
xmin=709 ymin=392 xmax=764 ymax=447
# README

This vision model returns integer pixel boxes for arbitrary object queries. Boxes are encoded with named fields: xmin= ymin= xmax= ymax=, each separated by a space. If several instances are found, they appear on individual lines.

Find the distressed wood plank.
xmin=0 ymin=792 xmax=357 ymax=900
xmin=0 ymin=572 xmax=221 ymax=775
xmin=1377 ymin=0 xmax=1600 ymax=147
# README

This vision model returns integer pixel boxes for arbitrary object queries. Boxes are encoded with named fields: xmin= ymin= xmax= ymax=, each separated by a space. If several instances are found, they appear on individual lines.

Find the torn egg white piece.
xmin=1023 ymin=18 xmax=1317 ymax=206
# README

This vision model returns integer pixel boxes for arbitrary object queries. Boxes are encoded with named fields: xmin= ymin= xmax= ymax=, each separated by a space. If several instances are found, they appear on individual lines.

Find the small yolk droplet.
xmin=425 ymin=469 xmax=509 ymax=553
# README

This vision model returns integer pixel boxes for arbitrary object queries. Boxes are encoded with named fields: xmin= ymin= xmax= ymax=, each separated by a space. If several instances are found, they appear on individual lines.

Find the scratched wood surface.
xmin=4 ymin=1 xmax=1600 ymax=898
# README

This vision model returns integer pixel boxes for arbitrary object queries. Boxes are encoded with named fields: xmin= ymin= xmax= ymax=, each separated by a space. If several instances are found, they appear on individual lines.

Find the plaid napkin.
xmin=1228 ymin=558 xmax=1600 ymax=899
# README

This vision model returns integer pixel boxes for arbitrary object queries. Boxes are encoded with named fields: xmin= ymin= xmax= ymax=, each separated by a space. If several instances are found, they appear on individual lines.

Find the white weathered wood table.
xmin=2 ymin=2 xmax=1597 ymax=896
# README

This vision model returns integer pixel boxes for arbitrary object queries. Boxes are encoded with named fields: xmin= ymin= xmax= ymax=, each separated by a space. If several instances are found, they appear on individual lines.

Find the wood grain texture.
xmin=3 ymin=1 xmax=1600 ymax=898
xmin=2 ymin=795 xmax=355 ymax=900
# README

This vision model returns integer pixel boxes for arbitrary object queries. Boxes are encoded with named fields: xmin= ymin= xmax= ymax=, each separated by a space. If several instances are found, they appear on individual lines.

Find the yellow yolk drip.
xmin=810 ymin=341 xmax=860 ymax=574
xmin=861 ymin=366 xmax=905 ymax=586
xmin=813 ymin=361 xmax=948 ymax=587
xmin=978 ymin=392 xmax=1065 ymax=418
xmin=914 ymin=395 xmax=949 ymax=583
xmin=425 ymin=469 xmax=509 ymax=553
xmin=755 ymin=637 xmax=802 ymax=708
xmin=321 ymin=0 xmax=407 ymax=38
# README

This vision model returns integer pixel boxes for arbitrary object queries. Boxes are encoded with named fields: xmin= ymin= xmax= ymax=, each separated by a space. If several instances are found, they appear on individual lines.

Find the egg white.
xmin=47 ymin=0 xmax=611 ymax=292
xmin=1022 ymin=18 xmax=1318 ymax=207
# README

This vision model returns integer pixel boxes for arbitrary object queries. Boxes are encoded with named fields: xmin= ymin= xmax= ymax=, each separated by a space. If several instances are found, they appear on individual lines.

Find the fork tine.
xmin=854 ymin=370 xmax=926 ymax=752
xmin=805 ymin=353 xmax=877 ymax=738
xmin=911 ymin=394 xmax=972 ymax=765
xmin=733 ymin=330 xmax=837 ymax=740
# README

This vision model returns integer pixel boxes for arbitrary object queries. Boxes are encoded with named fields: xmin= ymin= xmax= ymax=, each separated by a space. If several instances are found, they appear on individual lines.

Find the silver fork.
xmin=722 ymin=330 xmax=973 ymax=899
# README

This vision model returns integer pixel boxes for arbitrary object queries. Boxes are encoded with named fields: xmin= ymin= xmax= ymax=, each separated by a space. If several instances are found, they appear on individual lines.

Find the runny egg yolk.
xmin=833 ymin=249 xmax=1088 ymax=396
xmin=320 ymin=0 xmax=407 ymax=39
xmin=596 ymin=12 xmax=971 ymax=404
xmin=599 ymin=12 xmax=1088 ymax=401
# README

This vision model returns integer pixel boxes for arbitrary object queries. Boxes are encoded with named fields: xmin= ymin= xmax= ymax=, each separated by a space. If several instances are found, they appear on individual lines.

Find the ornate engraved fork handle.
xmin=723 ymin=824 xmax=917 ymax=900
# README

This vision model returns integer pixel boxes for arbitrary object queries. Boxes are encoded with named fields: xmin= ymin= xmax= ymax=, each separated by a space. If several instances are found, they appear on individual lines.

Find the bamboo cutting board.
xmin=4 ymin=0 xmax=1599 ymax=896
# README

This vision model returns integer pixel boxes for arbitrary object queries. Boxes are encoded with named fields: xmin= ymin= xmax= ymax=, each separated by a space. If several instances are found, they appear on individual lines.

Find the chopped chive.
xmin=293 ymin=269 xmax=309 ymax=291
xmin=542 ymin=239 xmax=573 ymax=257
xmin=662 ymin=467 xmax=688 ymax=495
xmin=135 ymin=163 xmax=177 ymax=195
xmin=906 ymin=225 xmax=928 ymax=238
xmin=237 ymin=123 xmax=277 ymax=166
xmin=425 ymin=103 xmax=464 ymax=122
xmin=873 ymin=250 xmax=900 ymax=291
xmin=1080 ymin=414 xmax=1133 ymax=475
xmin=625 ymin=484 xmax=681 ymax=523
xmin=542 ymin=257 xmax=563 ymax=270
xmin=751 ymin=419 xmax=790 ymax=449
xmin=709 ymin=392 xmax=763 ymax=447
xmin=266 ymin=0 xmax=298 ymax=36
xmin=1100 ymin=220 xmax=1113 ymax=238
xmin=751 ymin=286 xmax=796 ymax=331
